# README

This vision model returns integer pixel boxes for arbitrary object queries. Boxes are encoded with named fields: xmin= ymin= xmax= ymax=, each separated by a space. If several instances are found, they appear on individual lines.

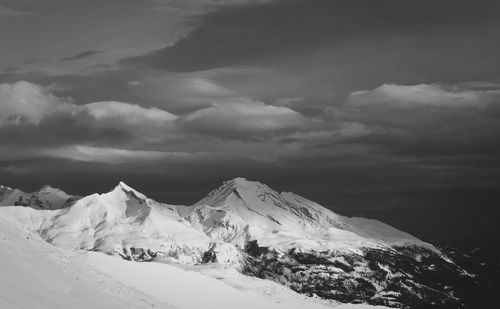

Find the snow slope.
xmin=0 ymin=213 xmax=175 ymax=309
xmin=171 ymin=178 xmax=434 ymax=252
xmin=0 ymin=211 xmax=389 ymax=309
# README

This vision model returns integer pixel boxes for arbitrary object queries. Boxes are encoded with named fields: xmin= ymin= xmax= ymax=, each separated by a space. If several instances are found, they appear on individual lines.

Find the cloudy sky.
xmin=1 ymin=0 xmax=500 ymax=241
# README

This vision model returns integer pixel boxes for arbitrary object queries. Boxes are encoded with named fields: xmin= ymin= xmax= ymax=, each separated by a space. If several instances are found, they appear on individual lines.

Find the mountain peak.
xmin=38 ymin=184 xmax=56 ymax=191
xmin=222 ymin=177 xmax=260 ymax=189
xmin=36 ymin=185 xmax=71 ymax=199
xmin=112 ymin=181 xmax=148 ymax=200
xmin=231 ymin=177 xmax=249 ymax=185
xmin=197 ymin=177 xmax=269 ymax=205
xmin=221 ymin=177 xmax=278 ymax=194
xmin=117 ymin=181 xmax=132 ymax=190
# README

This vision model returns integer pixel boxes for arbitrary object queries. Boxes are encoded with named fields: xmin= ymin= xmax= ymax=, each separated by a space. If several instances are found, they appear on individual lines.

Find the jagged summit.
xmin=117 ymin=181 xmax=133 ymax=191
xmin=111 ymin=181 xmax=149 ymax=201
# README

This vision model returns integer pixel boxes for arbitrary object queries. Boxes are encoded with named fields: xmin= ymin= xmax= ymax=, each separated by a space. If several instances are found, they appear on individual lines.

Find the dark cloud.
xmin=122 ymin=0 xmax=500 ymax=72
xmin=114 ymin=0 xmax=500 ymax=128
xmin=59 ymin=50 xmax=105 ymax=62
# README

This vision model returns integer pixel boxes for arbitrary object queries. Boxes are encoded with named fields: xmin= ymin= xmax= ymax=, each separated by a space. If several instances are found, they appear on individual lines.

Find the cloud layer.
xmin=327 ymin=83 xmax=500 ymax=158
xmin=0 ymin=0 xmax=499 ymax=215
xmin=3 ymin=80 xmax=500 ymax=172
xmin=0 ymin=81 xmax=332 ymax=162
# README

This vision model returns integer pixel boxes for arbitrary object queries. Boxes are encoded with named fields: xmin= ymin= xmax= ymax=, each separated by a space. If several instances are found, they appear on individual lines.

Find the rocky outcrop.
xmin=241 ymin=241 xmax=469 ymax=308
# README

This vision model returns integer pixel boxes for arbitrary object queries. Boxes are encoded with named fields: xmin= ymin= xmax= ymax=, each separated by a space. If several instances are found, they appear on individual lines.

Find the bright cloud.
xmin=0 ymin=81 xmax=177 ymax=132
xmin=346 ymin=84 xmax=498 ymax=109
xmin=179 ymin=98 xmax=320 ymax=138
xmin=42 ymin=145 xmax=167 ymax=164
xmin=0 ymin=81 xmax=72 ymax=125
xmin=327 ymin=83 xmax=500 ymax=130
xmin=77 ymin=101 xmax=177 ymax=134
xmin=42 ymin=145 xmax=232 ymax=165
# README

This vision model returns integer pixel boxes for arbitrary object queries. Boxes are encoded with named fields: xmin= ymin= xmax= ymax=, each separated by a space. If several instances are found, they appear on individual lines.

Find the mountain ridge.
xmin=0 ymin=178 xmax=470 ymax=308
xmin=173 ymin=177 xmax=434 ymax=253
xmin=0 ymin=178 xmax=435 ymax=252
xmin=0 ymin=184 xmax=75 ymax=209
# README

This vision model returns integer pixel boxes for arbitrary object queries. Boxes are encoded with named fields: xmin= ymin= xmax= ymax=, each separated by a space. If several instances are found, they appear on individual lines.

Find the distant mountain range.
xmin=0 ymin=178 xmax=478 ymax=308
xmin=0 ymin=184 xmax=78 ymax=210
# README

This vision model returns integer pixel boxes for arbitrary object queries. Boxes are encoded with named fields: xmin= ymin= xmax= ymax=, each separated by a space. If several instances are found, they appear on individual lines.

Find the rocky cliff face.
xmin=241 ymin=243 xmax=469 ymax=308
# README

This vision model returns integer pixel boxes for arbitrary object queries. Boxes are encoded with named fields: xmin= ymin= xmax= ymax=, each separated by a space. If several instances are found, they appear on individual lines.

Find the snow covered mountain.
xmin=0 ymin=184 xmax=76 ymax=210
xmin=170 ymin=179 xmax=467 ymax=307
xmin=170 ymin=178 xmax=433 ymax=252
xmin=0 ymin=178 xmax=473 ymax=308
xmin=1 ymin=182 xmax=239 ymax=264
xmin=0 ymin=211 xmax=366 ymax=309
